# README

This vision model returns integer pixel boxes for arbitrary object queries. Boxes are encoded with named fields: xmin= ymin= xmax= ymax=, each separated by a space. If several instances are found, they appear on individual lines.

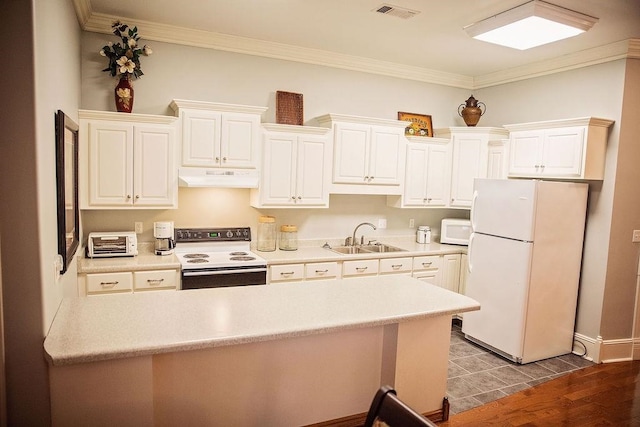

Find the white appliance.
xmin=440 ymin=219 xmax=471 ymax=245
xmin=154 ymin=221 xmax=175 ymax=255
xmin=175 ymin=227 xmax=267 ymax=290
xmin=463 ymin=179 xmax=588 ymax=364
xmin=86 ymin=232 xmax=138 ymax=258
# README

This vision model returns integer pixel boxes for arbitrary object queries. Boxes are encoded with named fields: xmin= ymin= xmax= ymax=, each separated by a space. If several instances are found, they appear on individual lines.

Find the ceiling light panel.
xmin=464 ymin=0 xmax=598 ymax=50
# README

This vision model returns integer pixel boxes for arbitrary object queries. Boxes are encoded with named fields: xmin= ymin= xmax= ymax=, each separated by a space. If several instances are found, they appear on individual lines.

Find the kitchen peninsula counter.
xmin=45 ymin=275 xmax=479 ymax=426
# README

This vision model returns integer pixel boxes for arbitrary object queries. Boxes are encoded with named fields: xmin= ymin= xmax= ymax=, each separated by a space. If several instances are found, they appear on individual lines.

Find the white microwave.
xmin=440 ymin=219 xmax=471 ymax=246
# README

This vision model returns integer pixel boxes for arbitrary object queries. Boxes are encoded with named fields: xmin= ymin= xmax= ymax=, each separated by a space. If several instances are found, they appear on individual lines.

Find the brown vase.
xmin=114 ymin=75 xmax=134 ymax=113
xmin=458 ymin=95 xmax=486 ymax=127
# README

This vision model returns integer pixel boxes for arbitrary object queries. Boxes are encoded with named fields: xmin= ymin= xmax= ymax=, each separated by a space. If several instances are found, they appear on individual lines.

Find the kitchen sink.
xmin=328 ymin=244 xmax=407 ymax=255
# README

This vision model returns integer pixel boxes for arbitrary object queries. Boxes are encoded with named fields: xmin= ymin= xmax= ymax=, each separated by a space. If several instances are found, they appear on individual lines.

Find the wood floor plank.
xmin=438 ymin=361 xmax=640 ymax=426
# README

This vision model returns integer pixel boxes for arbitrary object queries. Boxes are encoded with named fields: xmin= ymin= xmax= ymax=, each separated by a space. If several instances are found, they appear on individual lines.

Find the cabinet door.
xmin=369 ymin=127 xmax=402 ymax=185
xmin=342 ymin=259 xmax=379 ymax=277
xmin=270 ymin=264 xmax=305 ymax=282
xmin=441 ymin=254 xmax=461 ymax=293
xmin=424 ymin=144 xmax=451 ymax=207
xmin=220 ymin=113 xmax=261 ymax=168
xmin=459 ymin=254 xmax=468 ymax=295
xmin=305 ymin=262 xmax=339 ymax=280
xmin=487 ymin=142 xmax=508 ymax=179
xmin=181 ymin=109 xmax=222 ymax=167
xmin=333 ymin=123 xmax=370 ymax=184
xmin=88 ymin=121 xmax=134 ymax=206
xmin=541 ymin=127 xmax=585 ymax=177
xmin=296 ymin=135 xmax=330 ymax=206
xmin=450 ymin=135 xmax=488 ymax=208
xmin=402 ymin=144 xmax=429 ymax=206
xmin=508 ymin=131 xmax=543 ymax=177
xmin=260 ymin=134 xmax=297 ymax=205
xmin=133 ymin=269 xmax=178 ymax=291
xmin=86 ymin=272 xmax=133 ymax=295
xmin=133 ymin=125 xmax=177 ymax=207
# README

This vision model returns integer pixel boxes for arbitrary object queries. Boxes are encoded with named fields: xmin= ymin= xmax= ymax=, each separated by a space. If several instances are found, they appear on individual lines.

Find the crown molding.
xmin=73 ymin=1 xmax=639 ymax=90
xmin=473 ymin=39 xmax=635 ymax=88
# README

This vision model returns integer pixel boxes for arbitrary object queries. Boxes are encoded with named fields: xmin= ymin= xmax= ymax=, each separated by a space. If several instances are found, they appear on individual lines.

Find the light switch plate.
xmin=377 ymin=218 xmax=387 ymax=229
xmin=633 ymin=230 xmax=640 ymax=243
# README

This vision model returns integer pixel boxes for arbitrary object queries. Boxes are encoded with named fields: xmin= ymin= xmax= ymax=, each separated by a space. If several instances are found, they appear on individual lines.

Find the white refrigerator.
xmin=462 ymin=179 xmax=588 ymax=364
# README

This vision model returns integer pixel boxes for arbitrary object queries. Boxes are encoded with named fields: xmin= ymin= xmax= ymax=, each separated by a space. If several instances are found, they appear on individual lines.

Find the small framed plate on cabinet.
xmin=55 ymin=110 xmax=80 ymax=274
xmin=398 ymin=112 xmax=433 ymax=137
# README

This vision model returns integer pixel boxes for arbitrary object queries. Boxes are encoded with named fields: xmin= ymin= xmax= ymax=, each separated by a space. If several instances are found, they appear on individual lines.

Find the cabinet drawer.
xmin=343 ymin=259 xmax=379 ymax=277
xmin=413 ymin=255 xmax=442 ymax=271
xmin=379 ymin=257 xmax=412 ymax=274
xmin=134 ymin=269 xmax=178 ymax=291
xmin=270 ymin=264 xmax=305 ymax=282
xmin=305 ymin=262 xmax=339 ymax=280
xmin=86 ymin=272 xmax=133 ymax=295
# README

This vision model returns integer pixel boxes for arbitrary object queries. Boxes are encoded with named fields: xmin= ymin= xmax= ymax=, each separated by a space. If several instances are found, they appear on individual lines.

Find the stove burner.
xmin=187 ymin=258 xmax=209 ymax=264
xmin=184 ymin=253 xmax=209 ymax=259
xmin=230 ymin=256 xmax=256 ymax=261
xmin=229 ymin=251 xmax=249 ymax=256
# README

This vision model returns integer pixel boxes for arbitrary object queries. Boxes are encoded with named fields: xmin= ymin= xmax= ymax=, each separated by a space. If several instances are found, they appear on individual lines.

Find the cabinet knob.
xmin=135 ymin=195 xmax=140 ymax=200
xmin=222 ymin=157 xmax=227 ymax=162
xmin=126 ymin=195 xmax=131 ymax=199
xmin=215 ymin=156 xmax=220 ymax=163
xmin=297 ymin=196 xmax=302 ymax=200
xmin=364 ymin=176 xmax=369 ymax=181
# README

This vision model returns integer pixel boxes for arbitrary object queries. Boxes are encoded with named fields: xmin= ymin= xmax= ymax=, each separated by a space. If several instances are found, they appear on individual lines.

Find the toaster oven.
xmin=87 ymin=232 xmax=138 ymax=258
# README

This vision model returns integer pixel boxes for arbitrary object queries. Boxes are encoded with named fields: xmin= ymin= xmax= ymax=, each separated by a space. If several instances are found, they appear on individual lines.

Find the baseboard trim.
xmin=304 ymin=396 xmax=448 ymax=426
xmin=573 ymin=332 xmax=636 ymax=363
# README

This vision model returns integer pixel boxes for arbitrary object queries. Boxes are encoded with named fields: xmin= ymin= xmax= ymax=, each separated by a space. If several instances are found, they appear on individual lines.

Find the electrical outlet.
xmin=135 ymin=222 xmax=143 ymax=234
xmin=377 ymin=218 xmax=387 ymax=229
xmin=633 ymin=230 xmax=640 ymax=243
xmin=409 ymin=218 xmax=415 ymax=228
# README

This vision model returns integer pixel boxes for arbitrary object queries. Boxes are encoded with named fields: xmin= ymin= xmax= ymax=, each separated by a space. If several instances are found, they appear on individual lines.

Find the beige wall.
xmin=603 ymin=58 xmax=640 ymax=339
xmin=0 ymin=0 xmax=81 ymax=423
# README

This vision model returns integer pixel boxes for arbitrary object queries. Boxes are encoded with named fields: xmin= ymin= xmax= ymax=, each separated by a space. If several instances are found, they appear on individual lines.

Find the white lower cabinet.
xmin=305 ymin=262 xmax=339 ymax=280
xmin=81 ymin=269 xmax=179 ymax=296
xmin=379 ymin=257 xmax=412 ymax=275
xmin=270 ymin=264 xmax=305 ymax=282
xmin=85 ymin=272 xmax=133 ymax=296
xmin=342 ymin=259 xmax=379 ymax=277
xmin=459 ymin=254 xmax=468 ymax=295
xmin=134 ymin=270 xmax=179 ymax=291
xmin=441 ymin=254 xmax=461 ymax=293
xmin=411 ymin=255 xmax=443 ymax=286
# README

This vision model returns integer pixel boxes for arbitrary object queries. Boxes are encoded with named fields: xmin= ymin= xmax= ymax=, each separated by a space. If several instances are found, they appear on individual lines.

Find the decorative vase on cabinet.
xmin=114 ymin=75 xmax=134 ymax=113
xmin=458 ymin=95 xmax=485 ymax=127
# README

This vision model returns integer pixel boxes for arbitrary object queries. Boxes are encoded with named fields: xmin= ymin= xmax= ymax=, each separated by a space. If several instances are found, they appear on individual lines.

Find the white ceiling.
xmin=79 ymin=0 xmax=640 ymax=88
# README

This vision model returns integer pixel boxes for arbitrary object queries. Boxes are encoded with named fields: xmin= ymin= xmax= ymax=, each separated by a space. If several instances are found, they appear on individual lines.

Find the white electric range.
xmin=174 ymin=227 xmax=267 ymax=290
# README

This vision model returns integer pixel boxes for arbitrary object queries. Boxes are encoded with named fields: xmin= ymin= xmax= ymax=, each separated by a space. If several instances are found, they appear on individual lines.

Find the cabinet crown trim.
xmin=262 ymin=123 xmax=330 ymax=135
xmin=406 ymin=136 xmax=450 ymax=144
xmin=315 ymin=113 xmax=410 ymax=128
xmin=169 ymin=99 xmax=268 ymax=115
xmin=434 ymin=127 xmax=509 ymax=138
xmin=79 ymin=109 xmax=177 ymax=124
xmin=504 ymin=117 xmax=614 ymax=132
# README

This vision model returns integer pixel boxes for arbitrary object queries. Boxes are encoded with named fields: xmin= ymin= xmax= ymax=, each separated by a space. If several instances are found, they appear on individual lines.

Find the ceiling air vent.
xmin=373 ymin=4 xmax=420 ymax=19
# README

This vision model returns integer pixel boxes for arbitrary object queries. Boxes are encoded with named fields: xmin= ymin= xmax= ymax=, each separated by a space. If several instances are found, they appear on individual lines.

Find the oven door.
xmin=181 ymin=267 xmax=267 ymax=290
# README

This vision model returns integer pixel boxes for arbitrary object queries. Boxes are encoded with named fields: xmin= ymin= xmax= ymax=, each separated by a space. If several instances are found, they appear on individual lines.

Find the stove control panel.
xmin=175 ymin=227 xmax=251 ymax=243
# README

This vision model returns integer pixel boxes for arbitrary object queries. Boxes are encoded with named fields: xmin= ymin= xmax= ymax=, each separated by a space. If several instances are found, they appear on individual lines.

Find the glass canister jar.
xmin=279 ymin=225 xmax=298 ymax=251
xmin=416 ymin=226 xmax=431 ymax=244
xmin=257 ymin=216 xmax=276 ymax=252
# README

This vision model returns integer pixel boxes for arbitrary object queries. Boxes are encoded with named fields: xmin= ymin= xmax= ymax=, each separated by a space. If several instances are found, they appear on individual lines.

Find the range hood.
xmin=178 ymin=168 xmax=260 ymax=188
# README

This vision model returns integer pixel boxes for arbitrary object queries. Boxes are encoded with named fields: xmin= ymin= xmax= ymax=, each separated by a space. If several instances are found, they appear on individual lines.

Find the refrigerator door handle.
xmin=470 ymin=190 xmax=478 ymax=231
xmin=467 ymin=232 xmax=475 ymax=273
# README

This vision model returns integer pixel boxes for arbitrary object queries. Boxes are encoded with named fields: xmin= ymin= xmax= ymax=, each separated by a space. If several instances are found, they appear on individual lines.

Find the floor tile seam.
xmin=487 ymin=365 xmax=537 ymax=382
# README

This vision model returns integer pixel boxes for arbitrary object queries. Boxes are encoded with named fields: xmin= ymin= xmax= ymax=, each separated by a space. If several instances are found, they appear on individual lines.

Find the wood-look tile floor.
xmin=447 ymin=323 xmax=595 ymax=415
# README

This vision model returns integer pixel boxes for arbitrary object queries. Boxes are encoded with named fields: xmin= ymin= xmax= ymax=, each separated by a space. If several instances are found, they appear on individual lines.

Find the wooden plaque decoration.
xmin=276 ymin=91 xmax=304 ymax=125
xmin=398 ymin=112 xmax=433 ymax=137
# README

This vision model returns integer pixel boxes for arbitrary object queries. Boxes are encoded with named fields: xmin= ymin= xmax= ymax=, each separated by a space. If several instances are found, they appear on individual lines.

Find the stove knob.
xmin=226 ymin=231 xmax=233 ymax=238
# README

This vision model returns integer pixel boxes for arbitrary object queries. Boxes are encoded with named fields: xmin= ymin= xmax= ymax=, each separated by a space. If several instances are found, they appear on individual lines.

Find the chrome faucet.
xmin=349 ymin=222 xmax=377 ymax=246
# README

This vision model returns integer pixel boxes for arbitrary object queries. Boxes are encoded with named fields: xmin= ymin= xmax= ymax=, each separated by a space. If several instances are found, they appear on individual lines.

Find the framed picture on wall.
xmin=398 ymin=112 xmax=433 ymax=137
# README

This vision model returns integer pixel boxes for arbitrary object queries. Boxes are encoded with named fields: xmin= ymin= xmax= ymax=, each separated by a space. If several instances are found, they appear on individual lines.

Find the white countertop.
xmin=44 ymin=275 xmax=479 ymax=366
xmin=78 ymin=243 xmax=180 ymax=274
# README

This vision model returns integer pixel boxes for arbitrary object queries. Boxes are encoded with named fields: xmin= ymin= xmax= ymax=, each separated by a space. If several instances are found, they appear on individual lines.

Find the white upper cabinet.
xmin=388 ymin=137 xmax=451 ymax=208
xmin=505 ymin=117 xmax=614 ymax=180
xmin=79 ymin=110 xmax=178 ymax=209
xmin=436 ymin=127 xmax=509 ymax=208
xmin=487 ymin=139 xmax=510 ymax=179
xmin=250 ymin=124 xmax=331 ymax=208
xmin=316 ymin=114 xmax=407 ymax=195
xmin=170 ymin=99 xmax=267 ymax=169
